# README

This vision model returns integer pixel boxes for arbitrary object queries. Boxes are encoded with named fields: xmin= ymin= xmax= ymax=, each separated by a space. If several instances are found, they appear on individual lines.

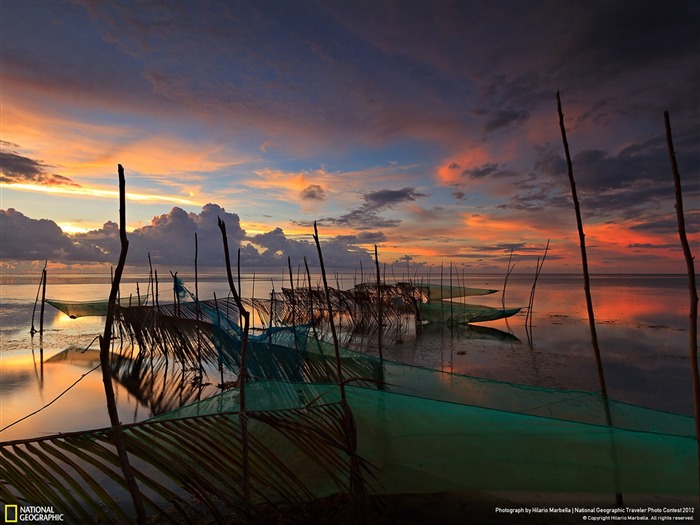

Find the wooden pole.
xmin=194 ymin=232 xmax=202 ymax=376
xmin=375 ymin=245 xmax=383 ymax=360
xmin=558 ymin=92 xmax=622 ymax=506
xmin=218 ymin=217 xmax=252 ymax=520
xmin=39 ymin=267 xmax=47 ymax=336
xmin=288 ymin=256 xmax=297 ymax=346
xmin=557 ymin=91 xmax=609 ymax=397
xmin=30 ymin=260 xmax=47 ymax=335
xmin=99 ymin=164 xmax=146 ymax=523
xmin=502 ymin=249 xmax=515 ymax=310
xmin=664 ymin=111 xmax=700 ymax=498
xmin=312 ymin=222 xmax=345 ymax=401
xmin=312 ymin=221 xmax=365 ymax=505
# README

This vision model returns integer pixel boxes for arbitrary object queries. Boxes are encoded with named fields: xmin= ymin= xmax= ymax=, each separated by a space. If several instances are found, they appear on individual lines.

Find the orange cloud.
xmin=435 ymin=146 xmax=491 ymax=186
xmin=1 ymin=93 xmax=251 ymax=198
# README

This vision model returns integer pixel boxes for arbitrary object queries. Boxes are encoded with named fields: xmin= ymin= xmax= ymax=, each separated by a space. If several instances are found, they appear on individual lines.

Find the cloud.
xmin=300 ymin=184 xmax=326 ymax=201
xmin=334 ymin=231 xmax=386 ymax=245
xmin=0 ymin=149 xmax=79 ymax=187
xmin=462 ymin=163 xmax=518 ymax=180
xmin=558 ymin=0 xmax=699 ymax=79
xmin=313 ymin=187 xmax=427 ymax=230
xmin=0 ymin=208 xmax=104 ymax=261
xmin=364 ymin=187 xmax=426 ymax=206
xmin=0 ymin=204 xmax=378 ymax=269
xmin=630 ymin=210 xmax=700 ymax=235
xmin=481 ymin=109 xmax=530 ymax=133
xmin=125 ymin=204 xmax=245 ymax=266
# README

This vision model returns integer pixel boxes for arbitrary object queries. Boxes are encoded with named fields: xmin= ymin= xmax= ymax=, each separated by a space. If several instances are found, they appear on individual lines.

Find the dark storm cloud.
xmin=0 ymin=150 xmax=79 ymax=186
xmin=300 ymin=184 xmax=325 ymax=201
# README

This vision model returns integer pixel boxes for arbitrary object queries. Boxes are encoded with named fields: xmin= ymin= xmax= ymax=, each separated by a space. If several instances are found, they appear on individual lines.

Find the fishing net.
xmin=156 ymin=335 xmax=697 ymax=496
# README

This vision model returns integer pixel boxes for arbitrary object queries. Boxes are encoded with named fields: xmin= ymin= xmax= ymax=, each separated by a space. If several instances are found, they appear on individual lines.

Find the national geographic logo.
xmin=4 ymin=505 xmax=17 ymax=523
xmin=3 ymin=505 xmax=64 ymax=522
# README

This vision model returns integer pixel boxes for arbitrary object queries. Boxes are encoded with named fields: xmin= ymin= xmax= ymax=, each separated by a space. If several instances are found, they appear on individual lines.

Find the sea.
xmin=0 ymin=269 xmax=695 ymax=443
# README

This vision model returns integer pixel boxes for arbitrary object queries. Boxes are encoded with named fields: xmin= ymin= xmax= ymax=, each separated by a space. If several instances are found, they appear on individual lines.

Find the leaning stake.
xmin=375 ymin=245 xmax=384 ymax=360
xmin=664 ymin=111 xmax=700 ymax=497
xmin=218 ymin=217 xmax=252 ymax=519
xmin=558 ymin=92 xmax=622 ymax=506
xmin=312 ymin=221 xmax=366 ymax=506
xmin=99 ymin=164 xmax=146 ymax=523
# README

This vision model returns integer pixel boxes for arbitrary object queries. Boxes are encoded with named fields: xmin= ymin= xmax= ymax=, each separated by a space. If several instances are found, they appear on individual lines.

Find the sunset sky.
xmin=1 ymin=0 xmax=698 ymax=274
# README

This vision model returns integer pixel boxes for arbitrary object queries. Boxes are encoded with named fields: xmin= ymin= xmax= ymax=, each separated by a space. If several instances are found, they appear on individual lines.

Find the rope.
xmin=1 ymin=336 xmax=101 ymax=434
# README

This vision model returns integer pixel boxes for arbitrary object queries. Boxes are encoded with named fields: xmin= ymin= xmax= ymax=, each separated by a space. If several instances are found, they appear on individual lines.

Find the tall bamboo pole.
xmin=288 ymin=256 xmax=297 ymax=346
xmin=30 ymin=260 xmax=47 ymax=335
xmin=39 ymin=267 xmax=47 ymax=336
xmin=312 ymin=221 xmax=365 ymax=505
xmin=375 ymin=245 xmax=383 ymax=360
xmin=558 ymin=92 xmax=622 ymax=506
xmin=502 ymin=250 xmax=515 ymax=309
xmin=664 ymin=111 xmax=699 ymax=496
xmin=194 ymin=233 xmax=202 ymax=376
xmin=99 ymin=164 xmax=146 ymax=523
xmin=312 ymin=222 xmax=345 ymax=402
xmin=218 ymin=217 xmax=252 ymax=519
xmin=557 ymin=92 xmax=608 ymax=397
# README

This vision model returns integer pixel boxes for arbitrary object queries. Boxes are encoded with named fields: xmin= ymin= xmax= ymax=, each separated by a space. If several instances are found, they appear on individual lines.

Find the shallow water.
xmin=0 ymin=271 xmax=695 ymax=442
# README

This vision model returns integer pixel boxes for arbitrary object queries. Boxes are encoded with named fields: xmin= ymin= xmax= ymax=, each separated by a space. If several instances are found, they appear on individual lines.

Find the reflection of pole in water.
xmin=30 ymin=337 xmax=45 ymax=392
xmin=40 ymin=342 xmax=44 ymax=390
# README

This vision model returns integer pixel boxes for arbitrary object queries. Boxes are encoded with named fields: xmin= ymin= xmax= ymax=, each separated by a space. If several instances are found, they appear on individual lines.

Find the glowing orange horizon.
xmin=1 ymin=182 xmax=201 ymax=206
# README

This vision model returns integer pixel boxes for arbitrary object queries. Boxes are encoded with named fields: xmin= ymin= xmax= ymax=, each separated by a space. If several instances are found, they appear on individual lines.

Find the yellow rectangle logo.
xmin=4 ymin=504 xmax=18 ymax=523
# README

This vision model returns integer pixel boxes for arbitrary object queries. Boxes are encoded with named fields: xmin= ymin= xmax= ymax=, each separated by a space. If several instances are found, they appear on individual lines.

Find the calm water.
xmin=0 ymin=271 xmax=695 ymax=442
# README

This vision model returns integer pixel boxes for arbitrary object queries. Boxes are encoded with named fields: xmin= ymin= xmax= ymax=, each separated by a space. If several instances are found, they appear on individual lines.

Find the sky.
xmin=1 ymin=0 xmax=699 ymax=275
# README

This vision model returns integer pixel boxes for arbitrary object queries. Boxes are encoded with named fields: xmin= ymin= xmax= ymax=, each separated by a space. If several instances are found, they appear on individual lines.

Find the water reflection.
xmin=0 ymin=274 xmax=695 ymax=442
